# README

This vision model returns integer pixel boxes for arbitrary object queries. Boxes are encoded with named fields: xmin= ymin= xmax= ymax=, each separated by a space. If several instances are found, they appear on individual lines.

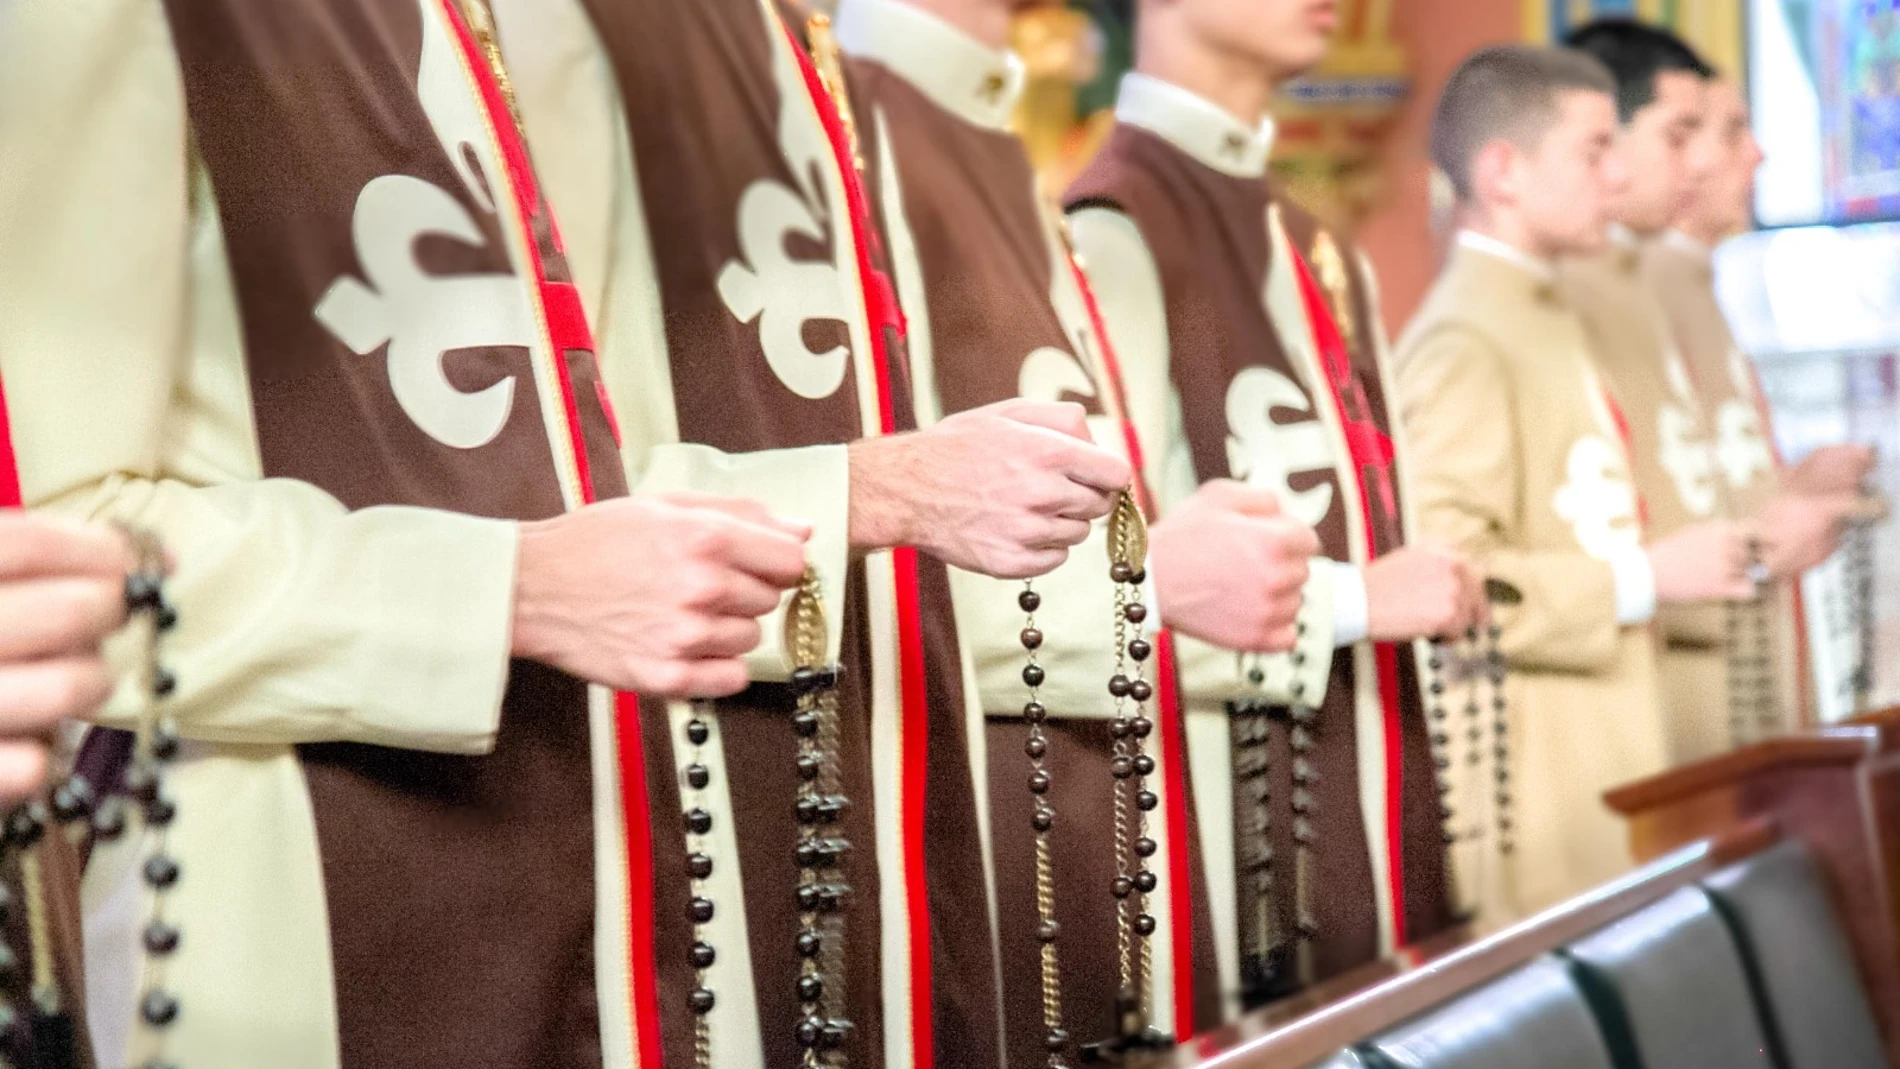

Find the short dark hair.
xmin=1563 ymin=18 xmax=1714 ymax=124
xmin=1430 ymin=45 xmax=1616 ymax=201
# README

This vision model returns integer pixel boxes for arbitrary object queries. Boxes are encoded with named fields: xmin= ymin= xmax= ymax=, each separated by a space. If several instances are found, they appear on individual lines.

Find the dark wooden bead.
xmin=689 ymin=988 xmax=716 ymax=1015
xmin=797 ymin=975 xmax=824 ymax=1004
xmin=1111 ymin=875 xmax=1133 ymax=899
xmin=1123 ymin=602 xmax=1147 ymax=624
xmin=1247 ymin=665 xmax=1266 ymax=686
xmin=140 ymin=990 xmax=179 ymax=1027
xmin=689 ymin=897 xmax=715 ymax=923
xmin=1130 ymin=716 xmax=1153 ymax=739
xmin=1132 ymin=754 xmax=1155 ymax=776
xmin=1133 ymin=871 xmax=1157 ymax=894
xmin=1136 ymin=790 xmax=1158 ymax=812
xmin=790 ymin=666 xmax=820 ymax=694
xmin=5 ymin=805 xmax=44 ymax=849
xmin=1129 ymin=679 xmax=1153 ymax=702
xmin=685 ymin=764 xmax=711 ymax=790
xmin=142 ymin=921 xmax=180 ymax=955
xmin=1028 ymin=771 xmax=1050 ymax=795
xmin=1107 ymin=674 xmax=1131 ymax=698
xmin=91 ymin=797 xmax=128 ymax=841
xmin=796 ymin=929 xmax=823 ymax=958
xmin=688 ymin=853 xmax=714 ymax=880
xmin=155 ymin=601 xmax=179 ymax=633
xmin=1110 ymin=562 xmax=1135 ymax=584
xmin=1023 ymin=701 xmax=1047 ymax=723
xmin=821 ymin=1021 xmax=852 ymax=1049
xmin=796 ymin=1016 xmax=824 ymax=1048
xmin=1110 ymin=755 xmax=1133 ymax=779
xmin=152 ymin=728 xmax=181 ymax=761
xmin=686 ymin=719 xmax=711 ymax=745
xmin=1129 ymin=638 xmax=1151 ymax=662
xmin=52 ymin=777 xmax=94 ymax=824
xmin=124 ymin=574 xmax=163 ymax=611
xmin=1020 ymin=628 xmax=1043 ymax=650
xmin=685 ymin=808 xmax=714 ymax=835
xmin=145 ymin=792 xmax=177 ymax=828
xmin=1134 ymin=837 xmax=1157 ymax=858
xmin=691 ymin=942 xmax=716 ymax=969
xmin=1037 ymin=919 xmax=1060 ymax=943
xmin=1133 ymin=914 xmax=1156 ymax=936
xmin=792 ymin=711 xmax=820 ymax=738
xmin=1031 ymin=807 xmax=1054 ymax=832
xmin=1024 ymin=735 xmax=1047 ymax=759
xmin=1019 ymin=590 xmax=1042 ymax=613
xmin=1022 ymin=664 xmax=1045 ymax=688
xmin=1131 ymin=568 xmax=1147 ymax=585
xmin=796 ymin=755 xmax=821 ymax=781
xmin=125 ymin=764 xmax=160 ymax=804
xmin=153 ymin=668 xmax=177 ymax=698
xmin=1045 ymin=1028 xmax=1070 ymax=1051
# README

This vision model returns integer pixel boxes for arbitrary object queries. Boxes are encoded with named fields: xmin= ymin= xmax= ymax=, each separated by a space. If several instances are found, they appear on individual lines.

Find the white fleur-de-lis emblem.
xmin=312 ymin=0 xmax=533 ymax=449
xmin=715 ymin=30 xmax=852 ymax=400
xmin=1224 ymin=366 xmax=1336 ymax=528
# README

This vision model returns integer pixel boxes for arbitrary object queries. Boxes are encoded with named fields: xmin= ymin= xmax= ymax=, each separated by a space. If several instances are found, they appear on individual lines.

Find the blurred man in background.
xmin=1398 ymin=45 xmax=1756 ymax=919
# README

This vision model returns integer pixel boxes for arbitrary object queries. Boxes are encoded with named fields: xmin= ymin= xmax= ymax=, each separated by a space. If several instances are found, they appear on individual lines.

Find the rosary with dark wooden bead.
xmin=1847 ymin=512 xmax=1877 ymax=713
xmin=1230 ymin=610 xmax=1316 ymax=1010
xmin=1726 ymin=536 xmax=1776 ymax=747
xmin=785 ymin=568 xmax=850 ymax=1067
xmin=680 ymin=702 xmax=717 ymax=1069
xmin=1017 ymin=582 xmax=1068 ymax=1068
xmin=1423 ymin=617 xmax=1513 ymax=883
xmin=0 ymin=527 xmax=181 ymax=1069
xmin=1080 ymin=492 xmax=1170 ymax=1061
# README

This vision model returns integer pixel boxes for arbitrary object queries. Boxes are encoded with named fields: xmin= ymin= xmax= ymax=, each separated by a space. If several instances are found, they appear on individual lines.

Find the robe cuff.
xmin=1330 ymin=560 xmax=1369 ymax=647
xmin=1610 ymin=546 xmax=1658 ymax=626
xmin=636 ymin=442 xmax=851 ymax=679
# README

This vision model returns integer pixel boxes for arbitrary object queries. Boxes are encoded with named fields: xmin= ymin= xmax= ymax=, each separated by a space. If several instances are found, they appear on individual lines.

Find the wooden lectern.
xmin=1605 ymin=709 xmax=1900 ymax=1062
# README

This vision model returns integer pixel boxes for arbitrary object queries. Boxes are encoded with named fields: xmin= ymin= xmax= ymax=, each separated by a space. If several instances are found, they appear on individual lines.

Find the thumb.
xmin=989 ymin=399 xmax=1092 ymax=441
xmin=1198 ymin=479 xmax=1284 ymax=518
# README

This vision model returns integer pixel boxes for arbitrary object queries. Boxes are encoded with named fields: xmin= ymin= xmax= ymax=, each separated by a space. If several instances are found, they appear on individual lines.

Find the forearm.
xmin=50 ymin=477 xmax=517 ymax=752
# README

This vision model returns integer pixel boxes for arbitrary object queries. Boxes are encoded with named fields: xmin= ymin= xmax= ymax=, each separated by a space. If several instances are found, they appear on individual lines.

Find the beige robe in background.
xmin=1396 ymin=244 xmax=1668 ymax=920
xmin=1644 ymin=234 xmax=1809 ymax=732
xmin=1562 ymin=241 xmax=1734 ymax=764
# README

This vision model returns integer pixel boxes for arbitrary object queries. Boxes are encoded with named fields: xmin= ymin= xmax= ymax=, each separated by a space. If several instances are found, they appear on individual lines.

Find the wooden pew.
xmin=1603 ymin=721 xmax=1900 ymax=1063
xmin=1140 ymin=822 xmax=1775 ymax=1069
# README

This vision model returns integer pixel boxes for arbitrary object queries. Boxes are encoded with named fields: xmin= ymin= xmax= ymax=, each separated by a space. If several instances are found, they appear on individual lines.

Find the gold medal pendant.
xmin=1105 ymin=491 xmax=1148 ymax=577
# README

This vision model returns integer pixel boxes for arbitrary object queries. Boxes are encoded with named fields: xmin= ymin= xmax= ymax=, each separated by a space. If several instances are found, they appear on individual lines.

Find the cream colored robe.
xmin=1561 ymin=243 xmax=1735 ymax=764
xmin=1396 ymin=244 xmax=1668 ymax=919
xmin=1643 ymin=235 xmax=1809 ymax=732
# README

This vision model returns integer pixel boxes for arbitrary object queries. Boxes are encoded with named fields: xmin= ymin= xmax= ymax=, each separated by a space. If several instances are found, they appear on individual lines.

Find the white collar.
xmin=1455 ymin=230 xmax=1556 ymax=283
xmin=1114 ymin=72 xmax=1277 ymax=179
xmin=833 ymin=0 xmax=1025 ymax=131
xmin=1661 ymin=228 xmax=1713 ymax=263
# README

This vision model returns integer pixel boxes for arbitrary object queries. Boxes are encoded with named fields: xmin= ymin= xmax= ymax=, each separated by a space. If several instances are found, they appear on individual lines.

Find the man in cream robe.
xmin=1399 ymin=45 xmax=1754 ymax=919
xmin=0 ymin=1 xmax=816 ymax=1067
xmin=1562 ymin=20 xmax=1843 ymax=763
xmin=1646 ymin=76 xmax=1874 ymax=726
xmin=834 ymin=0 xmax=1321 ymax=1056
